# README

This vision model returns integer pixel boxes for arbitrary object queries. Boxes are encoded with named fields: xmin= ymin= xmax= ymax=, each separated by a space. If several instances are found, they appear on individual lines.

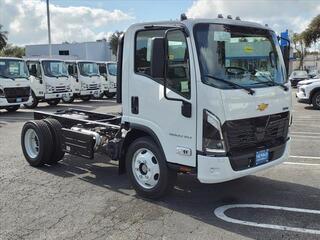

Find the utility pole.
xmin=46 ymin=0 xmax=52 ymax=57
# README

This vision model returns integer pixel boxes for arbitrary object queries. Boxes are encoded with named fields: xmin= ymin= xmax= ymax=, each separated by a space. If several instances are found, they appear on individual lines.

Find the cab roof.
xmin=128 ymin=18 xmax=272 ymax=32
xmin=0 ymin=57 xmax=24 ymax=61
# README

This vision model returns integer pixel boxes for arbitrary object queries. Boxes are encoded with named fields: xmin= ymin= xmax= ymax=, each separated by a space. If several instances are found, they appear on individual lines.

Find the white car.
xmin=296 ymin=77 xmax=320 ymax=109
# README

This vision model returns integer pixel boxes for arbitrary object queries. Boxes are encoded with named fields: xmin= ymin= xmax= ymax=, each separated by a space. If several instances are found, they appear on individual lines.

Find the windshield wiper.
xmin=204 ymin=74 xmax=255 ymax=95
xmin=255 ymin=73 xmax=288 ymax=91
xmin=0 ymin=74 xmax=15 ymax=80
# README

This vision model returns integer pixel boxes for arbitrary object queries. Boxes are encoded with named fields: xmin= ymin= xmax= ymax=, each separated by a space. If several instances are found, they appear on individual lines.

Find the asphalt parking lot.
xmin=0 ymin=92 xmax=320 ymax=240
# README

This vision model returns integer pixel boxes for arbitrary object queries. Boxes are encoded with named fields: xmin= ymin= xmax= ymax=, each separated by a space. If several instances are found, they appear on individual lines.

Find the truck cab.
xmin=0 ymin=57 xmax=31 ymax=112
xmin=21 ymin=17 xmax=292 ymax=199
xmin=24 ymin=59 xmax=73 ymax=108
xmin=97 ymin=61 xmax=117 ymax=99
xmin=73 ymin=60 xmax=103 ymax=101
xmin=63 ymin=60 xmax=80 ymax=103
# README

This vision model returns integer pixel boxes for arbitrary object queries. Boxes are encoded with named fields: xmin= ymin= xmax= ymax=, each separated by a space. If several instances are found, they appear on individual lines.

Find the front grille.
xmin=54 ymin=86 xmax=67 ymax=93
xmin=88 ymin=84 xmax=99 ymax=90
xmin=223 ymin=111 xmax=289 ymax=153
xmin=4 ymin=87 xmax=30 ymax=98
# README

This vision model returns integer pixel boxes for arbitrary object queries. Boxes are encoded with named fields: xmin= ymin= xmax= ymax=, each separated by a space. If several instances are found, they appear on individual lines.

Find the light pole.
xmin=46 ymin=0 xmax=52 ymax=57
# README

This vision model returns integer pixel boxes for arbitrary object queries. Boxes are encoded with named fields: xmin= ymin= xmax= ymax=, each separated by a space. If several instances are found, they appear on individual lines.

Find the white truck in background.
xmin=0 ymin=57 xmax=31 ymax=112
xmin=24 ymin=59 xmax=73 ymax=108
xmin=97 ymin=61 xmax=117 ymax=99
xmin=21 ymin=16 xmax=292 ymax=199
xmin=62 ymin=60 xmax=102 ymax=103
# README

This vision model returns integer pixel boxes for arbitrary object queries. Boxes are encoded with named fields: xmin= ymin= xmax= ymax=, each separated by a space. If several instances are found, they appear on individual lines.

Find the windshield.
xmin=0 ymin=59 xmax=29 ymax=79
xmin=290 ymin=70 xmax=308 ymax=78
xmin=193 ymin=24 xmax=286 ymax=89
xmin=107 ymin=63 xmax=117 ymax=76
xmin=78 ymin=62 xmax=99 ymax=76
xmin=42 ymin=60 xmax=68 ymax=77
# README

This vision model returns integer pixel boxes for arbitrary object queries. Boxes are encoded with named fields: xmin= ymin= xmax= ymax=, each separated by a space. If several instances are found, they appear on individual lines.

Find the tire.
xmin=312 ymin=91 xmax=320 ymax=110
xmin=104 ymin=91 xmax=116 ymax=99
xmin=5 ymin=105 xmax=20 ymax=112
xmin=47 ymin=99 xmax=60 ymax=106
xmin=62 ymin=95 xmax=75 ymax=103
xmin=21 ymin=120 xmax=54 ymax=167
xmin=43 ymin=118 xmax=65 ymax=164
xmin=80 ymin=95 xmax=91 ymax=101
xmin=24 ymin=92 xmax=38 ymax=109
xmin=126 ymin=137 xmax=177 ymax=199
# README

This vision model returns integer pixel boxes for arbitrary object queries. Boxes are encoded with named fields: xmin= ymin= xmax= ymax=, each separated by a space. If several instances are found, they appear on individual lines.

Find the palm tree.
xmin=0 ymin=24 xmax=8 ymax=51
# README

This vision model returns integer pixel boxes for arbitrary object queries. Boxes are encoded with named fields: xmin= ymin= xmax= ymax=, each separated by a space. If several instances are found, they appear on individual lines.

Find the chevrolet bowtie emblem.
xmin=257 ymin=103 xmax=268 ymax=111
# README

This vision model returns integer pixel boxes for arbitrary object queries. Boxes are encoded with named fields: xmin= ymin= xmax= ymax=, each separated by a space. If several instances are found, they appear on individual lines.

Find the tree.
xmin=108 ymin=31 xmax=123 ymax=56
xmin=0 ymin=24 xmax=8 ymax=51
xmin=301 ymin=14 xmax=320 ymax=47
xmin=292 ymin=33 xmax=307 ymax=70
xmin=0 ymin=44 xmax=25 ymax=58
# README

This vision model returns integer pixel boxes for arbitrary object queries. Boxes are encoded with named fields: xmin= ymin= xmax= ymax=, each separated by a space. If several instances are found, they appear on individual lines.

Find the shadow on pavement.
xmin=38 ymin=153 xmax=320 ymax=240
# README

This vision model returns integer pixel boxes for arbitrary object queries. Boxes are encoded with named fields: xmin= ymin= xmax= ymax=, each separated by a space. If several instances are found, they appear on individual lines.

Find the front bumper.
xmin=44 ymin=92 xmax=73 ymax=100
xmin=0 ymin=96 xmax=30 ymax=107
xmin=197 ymin=139 xmax=290 ymax=183
xmin=80 ymin=89 xmax=102 ymax=96
xmin=296 ymin=91 xmax=310 ymax=104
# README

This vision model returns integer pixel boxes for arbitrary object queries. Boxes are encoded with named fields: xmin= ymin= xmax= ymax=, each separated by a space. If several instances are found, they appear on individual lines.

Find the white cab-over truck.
xmin=21 ymin=16 xmax=292 ymax=199
xmin=62 ymin=60 xmax=103 ymax=103
xmin=0 ymin=57 xmax=31 ymax=112
xmin=296 ymin=76 xmax=320 ymax=109
xmin=24 ymin=59 xmax=73 ymax=108
xmin=97 ymin=61 xmax=117 ymax=99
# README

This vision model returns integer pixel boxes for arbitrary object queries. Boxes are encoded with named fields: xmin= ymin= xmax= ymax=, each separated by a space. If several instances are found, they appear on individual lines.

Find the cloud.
xmin=186 ymin=0 xmax=320 ymax=34
xmin=0 ymin=0 xmax=134 ymax=45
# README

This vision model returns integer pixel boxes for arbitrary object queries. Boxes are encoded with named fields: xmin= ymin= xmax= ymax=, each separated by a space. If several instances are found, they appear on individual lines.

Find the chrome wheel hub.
xmin=24 ymin=129 xmax=39 ymax=158
xmin=132 ymin=148 xmax=160 ymax=189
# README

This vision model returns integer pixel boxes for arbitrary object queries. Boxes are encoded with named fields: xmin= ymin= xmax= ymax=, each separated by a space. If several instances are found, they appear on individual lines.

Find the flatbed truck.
xmin=21 ymin=15 xmax=292 ymax=199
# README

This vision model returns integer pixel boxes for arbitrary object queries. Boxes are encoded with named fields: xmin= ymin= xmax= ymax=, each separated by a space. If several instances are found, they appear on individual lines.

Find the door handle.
xmin=131 ymin=96 xmax=139 ymax=114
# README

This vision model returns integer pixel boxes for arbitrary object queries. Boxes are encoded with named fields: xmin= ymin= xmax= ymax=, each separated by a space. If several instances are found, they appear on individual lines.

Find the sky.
xmin=0 ymin=0 xmax=320 ymax=46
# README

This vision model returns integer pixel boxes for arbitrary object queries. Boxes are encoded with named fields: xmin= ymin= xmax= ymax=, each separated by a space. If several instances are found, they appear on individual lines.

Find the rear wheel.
xmin=24 ymin=92 xmax=38 ymax=109
xmin=5 ymin=105 xmax=20 ymax=112
xmin=104 ymin=91 xmax=116 ymax=99
xmin=43 ymin=118 xmax=65 ymax=164
xmin=126 ymin=137 xmax=177 ymax=199
xmin=21 ymin=120 xmax=54 ymax=167
xmin=62 ymin=94 xmax=75 ymax=103
xmin=80 ymin=95 xmax=91 ymax=101
xmin=47 ymin=99 xmax=60 ymax=106
xmin=312 ymin=91 xmax=320 ymax=110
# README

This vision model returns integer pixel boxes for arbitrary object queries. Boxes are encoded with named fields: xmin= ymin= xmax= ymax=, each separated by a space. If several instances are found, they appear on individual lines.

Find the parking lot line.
xmin=284 ymin=162 xmax=320 ymax=166
xmin=214 ymin=204 xmax=320 ymax=235
xmin=289 ymin=155 xmax=320 ymax=160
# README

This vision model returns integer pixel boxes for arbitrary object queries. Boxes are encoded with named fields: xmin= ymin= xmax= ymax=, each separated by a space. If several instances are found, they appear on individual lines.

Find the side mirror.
xmin=282 ymin=45 xmax=290 ymax=77
xmin=150 ymin=37 xmax=165 ymax=79
xmin=29 ymin=65 xmax=37 ymax=76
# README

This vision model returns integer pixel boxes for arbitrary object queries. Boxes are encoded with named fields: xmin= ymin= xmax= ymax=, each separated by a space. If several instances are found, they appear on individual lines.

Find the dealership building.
xmin=25 ymin=40 xmax=115 ymax=61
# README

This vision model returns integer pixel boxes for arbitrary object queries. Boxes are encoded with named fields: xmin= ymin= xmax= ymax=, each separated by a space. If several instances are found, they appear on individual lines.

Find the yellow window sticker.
xmin=180 ymin=81 xmax=189 ymax=93
xmin=244 ymin=46 xmax=253 ymax=53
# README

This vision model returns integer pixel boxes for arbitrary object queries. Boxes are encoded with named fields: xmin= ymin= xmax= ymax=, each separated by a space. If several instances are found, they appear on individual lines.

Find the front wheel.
xmin=24 ymin=92 xmax=38 ymax=109
xmin=5 ymin=105 xmax=20 ymax=112
xmin=47 ymin=99 xmax=60 ymax=106
xmin=62 ymin=94 xmax=75 ymax=103
xmin=126 ymin=137 xmax=177 ymax=199
xmin=312 ymin=91 xmax=320 ymax=110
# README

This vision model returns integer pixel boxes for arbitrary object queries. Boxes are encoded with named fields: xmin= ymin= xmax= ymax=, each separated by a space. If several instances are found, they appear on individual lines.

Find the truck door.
xmin=128 ymin=28 xmax=197 ymax=167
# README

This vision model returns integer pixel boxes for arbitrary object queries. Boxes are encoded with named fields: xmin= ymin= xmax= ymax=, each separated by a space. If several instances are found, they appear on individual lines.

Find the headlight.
xmin=46 ymin=84 xmax=54 ymax=92
xmin=81 ymin=82 xmax=88 ymax=89
xmin=203 ymin=110 xmax=225 ymax=155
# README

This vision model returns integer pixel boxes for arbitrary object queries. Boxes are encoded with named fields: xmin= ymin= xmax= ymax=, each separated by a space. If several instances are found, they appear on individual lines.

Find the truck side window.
xmin=27 ymin=62 xmax=41 ymax=78
xmin=135 ymin=30 xmax=165 ymax=76
xmin=166 ymin=30 xmax=191 ymax=99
